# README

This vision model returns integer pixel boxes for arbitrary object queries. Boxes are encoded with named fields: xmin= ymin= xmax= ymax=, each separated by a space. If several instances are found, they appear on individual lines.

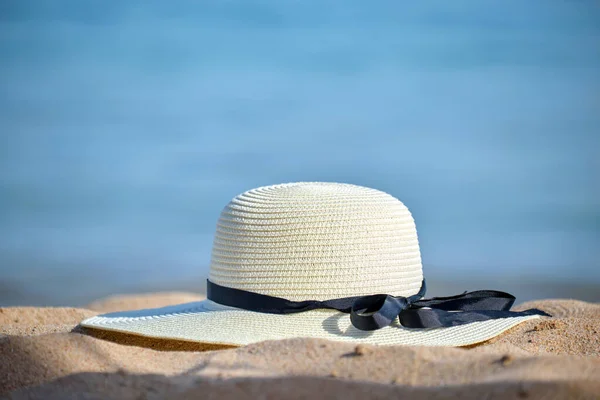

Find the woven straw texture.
xmin=82 ymin=182 xmax=540 ymax=347
xmin=210 ymin=182 xmax=423 ymax=300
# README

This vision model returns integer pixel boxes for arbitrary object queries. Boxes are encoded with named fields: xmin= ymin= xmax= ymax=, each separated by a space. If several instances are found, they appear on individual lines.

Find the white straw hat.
xmin=81 ymin=182 xmax=548 ymax=347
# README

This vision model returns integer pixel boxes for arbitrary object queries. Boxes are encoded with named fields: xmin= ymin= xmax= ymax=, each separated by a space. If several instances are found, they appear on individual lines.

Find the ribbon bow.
xmin=207 ymin=279 xmax=549 ymax=331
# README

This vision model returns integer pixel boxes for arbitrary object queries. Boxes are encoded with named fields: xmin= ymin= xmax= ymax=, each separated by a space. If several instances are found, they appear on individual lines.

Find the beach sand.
xmin=1 ymin=294 xmax=599 ymax=399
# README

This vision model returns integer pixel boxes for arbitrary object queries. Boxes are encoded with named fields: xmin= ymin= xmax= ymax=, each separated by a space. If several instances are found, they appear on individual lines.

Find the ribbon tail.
xmin=412 ymin=290 xmax=517 ymax=312
xmin=399 ymin=307 xmax=551 ymax=329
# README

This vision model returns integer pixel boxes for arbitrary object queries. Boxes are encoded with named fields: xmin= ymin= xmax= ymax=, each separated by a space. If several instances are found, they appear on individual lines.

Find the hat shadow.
xmin=73 ymin=325 xmax=236 ymax=352
xmin=321 ymin=313 xmax=375 ymax=339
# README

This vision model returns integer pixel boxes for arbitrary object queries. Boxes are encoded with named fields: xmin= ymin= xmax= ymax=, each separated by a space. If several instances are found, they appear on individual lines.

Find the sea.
xmin=1 ymin=1 xmax=599 ymax=306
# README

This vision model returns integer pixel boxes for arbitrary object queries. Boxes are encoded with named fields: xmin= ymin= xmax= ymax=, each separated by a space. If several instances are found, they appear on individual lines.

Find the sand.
xmin=1 ymin=295 xmax=599 ymax=399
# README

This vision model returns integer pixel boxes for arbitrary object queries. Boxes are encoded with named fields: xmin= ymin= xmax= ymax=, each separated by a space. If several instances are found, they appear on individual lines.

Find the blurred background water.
xmin=1 ymin=1 xmax=599 ymax=306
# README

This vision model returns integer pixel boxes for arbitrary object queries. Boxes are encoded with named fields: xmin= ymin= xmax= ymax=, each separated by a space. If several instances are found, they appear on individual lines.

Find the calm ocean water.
xmin=1 ymin=1 xmax=599 ymax=306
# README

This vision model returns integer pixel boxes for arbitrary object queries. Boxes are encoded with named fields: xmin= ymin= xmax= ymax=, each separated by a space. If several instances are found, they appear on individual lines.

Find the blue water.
xmin=1 ymin=1 xmax=599 ymax=305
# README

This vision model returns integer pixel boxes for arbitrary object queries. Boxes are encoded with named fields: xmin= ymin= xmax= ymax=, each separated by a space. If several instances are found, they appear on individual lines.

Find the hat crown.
xmin=209 ymin=182 xmax=423 ymax=301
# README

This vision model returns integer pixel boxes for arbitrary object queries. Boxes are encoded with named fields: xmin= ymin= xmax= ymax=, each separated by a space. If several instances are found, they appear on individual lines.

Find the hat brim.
xmin=81 ymin=299 xmax=540 ymax=347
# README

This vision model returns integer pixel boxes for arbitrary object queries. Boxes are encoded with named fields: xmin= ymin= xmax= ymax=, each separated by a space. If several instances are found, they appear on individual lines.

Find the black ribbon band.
xmin=206 ymin=279 xmax=550 ymax=331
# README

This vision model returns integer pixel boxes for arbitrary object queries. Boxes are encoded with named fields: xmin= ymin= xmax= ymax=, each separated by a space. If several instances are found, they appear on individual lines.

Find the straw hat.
xmin=81 ymin=182 xmax=548 ymax=347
